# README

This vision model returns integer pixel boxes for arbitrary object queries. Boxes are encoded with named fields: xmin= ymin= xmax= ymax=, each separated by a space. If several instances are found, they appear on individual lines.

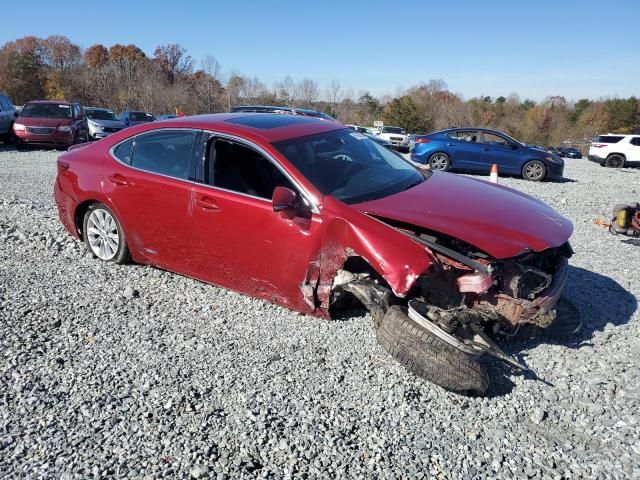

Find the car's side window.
xmin=113 ymin=138 xmax=134 ymax=165
xmin=448 ymin=131 xmax=478 ymax=142
xmin=630 ymin=137 xmax=640 ymax=146
xmin=127 ymin=130 xmax=197 ymax=180
xmin=481 ymin=132 xmax=510 ymax=147
xmin=205 ymin=138 xmax=294 ymax=199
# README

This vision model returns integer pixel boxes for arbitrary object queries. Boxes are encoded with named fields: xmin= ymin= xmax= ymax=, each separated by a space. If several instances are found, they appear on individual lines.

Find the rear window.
xmin=595 ymin=135 xmax=624 ymax=143
xmin=130 ymin=112 xmax=153 ymax=121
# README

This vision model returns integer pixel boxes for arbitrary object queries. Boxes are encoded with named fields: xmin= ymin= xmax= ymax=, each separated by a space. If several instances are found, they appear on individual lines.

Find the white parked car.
xmin=346 ymin=124 xmax=376 ymax=135
xmin=376 ymin=126 xmax=410 ymax=152
xmin=588 ymin=134 xmax=640 ymax=168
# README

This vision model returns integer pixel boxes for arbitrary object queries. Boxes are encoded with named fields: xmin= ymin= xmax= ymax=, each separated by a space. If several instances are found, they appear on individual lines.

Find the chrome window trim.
xmin=108 ymin=128 xmax=201 ymax=186
xmin=108 ymin=127 xmax=320 ymax=214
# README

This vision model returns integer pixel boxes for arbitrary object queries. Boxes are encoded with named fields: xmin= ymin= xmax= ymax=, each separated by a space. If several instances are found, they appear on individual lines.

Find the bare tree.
xmin=327 ymin=79 xmax=342 ymax=107
xmin=274 ymin=75 xmax=297 ymax=105
xmin=298 ymin=78 xmax=318 ymax=107
xmin=153 ymin=44 xmax=193 ymax=83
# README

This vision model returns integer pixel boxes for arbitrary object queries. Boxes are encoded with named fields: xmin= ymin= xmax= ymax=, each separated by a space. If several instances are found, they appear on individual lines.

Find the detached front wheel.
xmin=375 ymin=306 xmax=489 ymax=396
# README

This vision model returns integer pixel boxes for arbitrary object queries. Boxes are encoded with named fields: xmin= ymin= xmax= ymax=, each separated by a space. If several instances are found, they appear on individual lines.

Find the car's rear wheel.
xmin=428 ymin=153 xmax=450 ymax=171
xmin=604 ymin=154 xmax=625 ymax=168
xmin=375 ymin=306 xmax=489 ymax=396
xmin=522 ymin=160 xmax=546 ymax=181
xmin=83 ymin=204 xmax=130 ymax=264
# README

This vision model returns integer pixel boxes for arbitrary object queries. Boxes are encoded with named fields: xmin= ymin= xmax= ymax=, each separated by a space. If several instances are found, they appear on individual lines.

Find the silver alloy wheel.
xmin=525 ymin=162 xmax=544 ymax=180
xmin=430 ymin=154 xmax=448 ymax=170
xmin=87 ymin=208 xmax=119 ymax=260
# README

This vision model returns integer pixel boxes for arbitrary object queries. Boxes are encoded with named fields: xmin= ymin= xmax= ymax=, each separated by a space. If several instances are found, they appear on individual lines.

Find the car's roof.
xmin=434 ymin=127 xmax=510 ymax=136
xmin=122 ymin=113 xmax=345 ymax=143
xmin=26 ymin=100 xmax=74 ymax=105
xmin=85 ymin=106 xmax=112 ymax=111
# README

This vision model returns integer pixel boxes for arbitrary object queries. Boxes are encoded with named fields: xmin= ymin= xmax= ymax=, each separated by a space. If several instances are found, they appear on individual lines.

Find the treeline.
xmin=1 ymin=35 xmax=638 ymax=145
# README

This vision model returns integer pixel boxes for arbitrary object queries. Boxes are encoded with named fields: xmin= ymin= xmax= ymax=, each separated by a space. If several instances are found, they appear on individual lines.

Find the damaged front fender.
xmin=307 ymin=196 xmax=437 ymax=313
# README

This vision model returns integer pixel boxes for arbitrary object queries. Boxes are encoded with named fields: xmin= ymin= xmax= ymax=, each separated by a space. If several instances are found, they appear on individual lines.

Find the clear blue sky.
xmin=3 ymin=0 xmax=639 ymax=101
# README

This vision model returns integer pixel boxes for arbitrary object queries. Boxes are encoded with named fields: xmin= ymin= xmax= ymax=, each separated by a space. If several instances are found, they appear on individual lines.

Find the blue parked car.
xmin=411 ymin=128 xmax=564 ymax=181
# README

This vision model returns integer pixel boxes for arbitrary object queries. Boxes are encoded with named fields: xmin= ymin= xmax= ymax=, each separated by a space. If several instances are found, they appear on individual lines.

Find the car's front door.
xmin=190 ymin=134 xmax=322 ymax=312
xmin=104 ymin=128 xmax=199 ymax=271
xmin=477 ymin=131 xmax=522 ymax=174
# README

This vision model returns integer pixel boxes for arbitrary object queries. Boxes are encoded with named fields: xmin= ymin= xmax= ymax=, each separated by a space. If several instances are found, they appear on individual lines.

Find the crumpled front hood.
xmin=352 ymin=172 xmax=573 ymax=259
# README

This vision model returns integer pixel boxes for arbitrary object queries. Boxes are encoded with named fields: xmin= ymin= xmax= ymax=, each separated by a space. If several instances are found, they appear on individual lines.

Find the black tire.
xmin=522 ymin=160 xmax=547 ymax=181
xmin=604 ymin=154 xmax=625 ymax=168
xmin=375 ymin=306 xmax=489 ymax=396
xmin=428 ymin=152 xmax=450 ymax=171
xmin=82 ymin=203 xmax=130 ymax=264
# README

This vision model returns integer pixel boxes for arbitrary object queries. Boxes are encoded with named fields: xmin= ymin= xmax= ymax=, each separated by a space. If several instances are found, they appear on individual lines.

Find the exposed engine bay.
xmin=332 ymin=218 xmax=575 ymax=369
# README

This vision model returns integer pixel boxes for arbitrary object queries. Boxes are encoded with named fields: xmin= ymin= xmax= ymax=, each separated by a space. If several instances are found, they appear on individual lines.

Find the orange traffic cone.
xmin=489 ymin=164 xmax=498 ymax=183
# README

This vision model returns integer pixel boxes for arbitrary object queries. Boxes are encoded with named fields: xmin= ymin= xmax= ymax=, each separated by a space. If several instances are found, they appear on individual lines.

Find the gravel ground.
xmin=1 ymin=144 xmax=639 ymax=479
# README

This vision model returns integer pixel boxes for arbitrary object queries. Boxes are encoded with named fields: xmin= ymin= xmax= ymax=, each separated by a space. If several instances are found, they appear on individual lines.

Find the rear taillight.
xmin=57 ymin=160 xmax=69 ymax=174
xmin=591 ymin=143 xmax=607 ymax=148
xmin=415 ymin=137 xmax=431 ymax=144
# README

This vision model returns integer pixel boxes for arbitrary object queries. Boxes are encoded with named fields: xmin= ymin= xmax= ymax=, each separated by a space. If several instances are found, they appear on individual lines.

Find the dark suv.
xmin=0 ymin=93 xmax=17 ymax=143
xmin=13 ymin=100 xmax=88 ymax=149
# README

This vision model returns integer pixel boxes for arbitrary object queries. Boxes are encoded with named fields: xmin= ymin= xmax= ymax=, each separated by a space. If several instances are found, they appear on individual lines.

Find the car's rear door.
xmin=104 ymin=128 xmax=199 ymax=272
xmin=628 ymin=137 xmax=640 ymax=162
xmin=190 ymin=132 xmax=322 ymax=312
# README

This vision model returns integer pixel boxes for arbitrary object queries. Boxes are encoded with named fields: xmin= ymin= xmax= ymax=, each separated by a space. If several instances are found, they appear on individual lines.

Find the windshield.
xmin=130 ymin=112 xmax=153 ymax=121
xmin=86 ymin=109 xmax=117 ymax=121
xmin=273 ymin=129 xmax=427 ymax=204
xmin=501 ymin=132 xmax=524 ymax=146
xmin=20 ymin=103 xmax=72 ymax=119
xmin=383 ymin=127 xmax=405 ymax=134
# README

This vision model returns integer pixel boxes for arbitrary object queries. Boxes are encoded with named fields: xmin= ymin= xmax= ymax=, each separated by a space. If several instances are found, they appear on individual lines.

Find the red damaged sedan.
xmin=54 ymin=113 xmax=575 ymax=395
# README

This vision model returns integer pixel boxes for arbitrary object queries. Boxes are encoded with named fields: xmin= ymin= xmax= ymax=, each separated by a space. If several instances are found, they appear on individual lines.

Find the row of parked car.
xmin=0 ymin=93 xmax=175 ymax=149
xmin=2 ymin=94 xmax=639 ymax=176
xmin=345 ymin=121 xmax=639 ymax=180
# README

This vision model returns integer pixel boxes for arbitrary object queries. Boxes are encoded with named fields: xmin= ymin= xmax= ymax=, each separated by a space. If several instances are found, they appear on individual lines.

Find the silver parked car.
xmin=85 ymin=107 xmax=126 ymax=140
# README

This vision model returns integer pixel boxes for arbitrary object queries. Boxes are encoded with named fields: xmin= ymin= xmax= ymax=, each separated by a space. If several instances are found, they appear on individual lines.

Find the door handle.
xmin=483 ymin=147 xmax=491 ymax=151
xmin=108 ymin=174 xmax=128 ymax=186
xmin=195 ymin=196 xmax=220 ymax=211
xmin=447 ymin=143 xmax=455 ymax=146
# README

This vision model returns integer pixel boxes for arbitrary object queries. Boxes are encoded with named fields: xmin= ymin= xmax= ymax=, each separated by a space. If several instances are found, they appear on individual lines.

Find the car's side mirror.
xmin=13 ymin=111 xmax=18 ymax=118
xmin=272 ymin=186 xmax=297 ymax=213
xmin=511 ymin=144 xmax=518 ymax=150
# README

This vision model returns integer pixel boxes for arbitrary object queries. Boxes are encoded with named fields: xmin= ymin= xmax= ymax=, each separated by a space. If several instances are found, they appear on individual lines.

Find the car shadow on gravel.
xmin=486 ymin=265 xmax=638 ymax=397
xmin=458 ymin=171 xmax=577 ymax=183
